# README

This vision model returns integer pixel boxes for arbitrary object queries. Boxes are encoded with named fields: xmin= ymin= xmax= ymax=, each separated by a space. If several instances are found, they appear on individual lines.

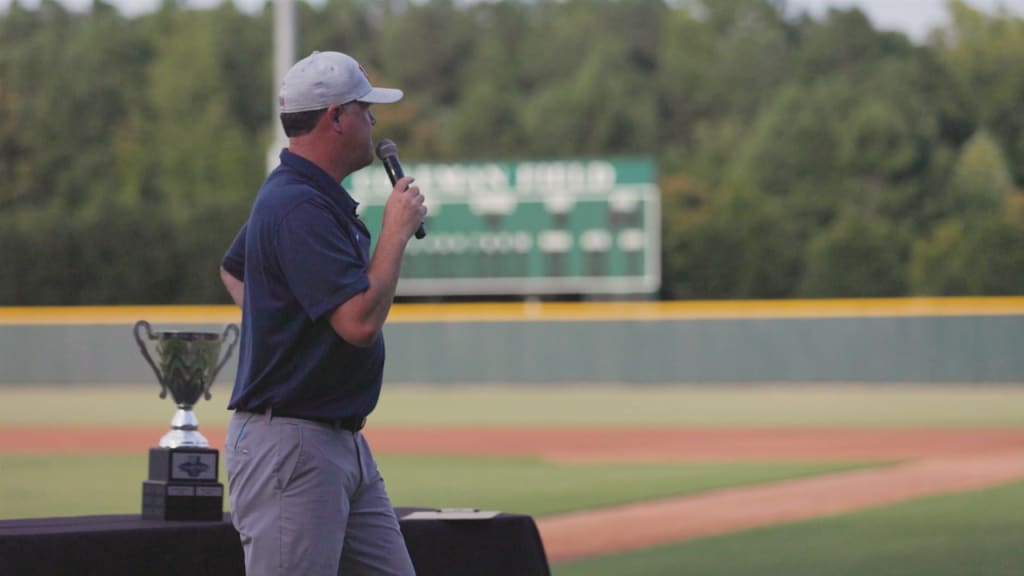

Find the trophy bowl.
xmin=134 ymin=320 xmax=240 ymax=448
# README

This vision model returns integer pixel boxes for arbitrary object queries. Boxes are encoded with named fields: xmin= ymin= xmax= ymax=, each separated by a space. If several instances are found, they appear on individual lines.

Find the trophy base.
xmin=142 ymin=480 xmax=224 ymax=521
xmin=143 ymin=447 xmax=223 ymax=522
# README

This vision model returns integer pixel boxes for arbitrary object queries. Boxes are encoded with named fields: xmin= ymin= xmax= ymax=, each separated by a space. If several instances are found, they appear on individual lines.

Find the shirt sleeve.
xmin=276 ymin=199 xmax=370 ymax=321
xmin=221 ymin=223 xmax=247 ymax=280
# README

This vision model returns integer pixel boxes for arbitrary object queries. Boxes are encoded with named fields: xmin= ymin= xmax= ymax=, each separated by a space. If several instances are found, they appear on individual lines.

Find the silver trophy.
xmin=133 ymin=320 xmax=240 ymax=448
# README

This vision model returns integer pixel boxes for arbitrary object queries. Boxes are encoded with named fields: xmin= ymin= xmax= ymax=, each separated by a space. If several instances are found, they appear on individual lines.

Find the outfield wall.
xmin=1 ymin=298 xmax=1022 ymax=385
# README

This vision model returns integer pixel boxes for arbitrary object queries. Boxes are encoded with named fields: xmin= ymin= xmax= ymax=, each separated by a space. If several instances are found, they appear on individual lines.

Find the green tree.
xmin=0 ymin=0 xmax=148 ymax=211
xmin=726 ymin=80 xmax=850 ymax=232
xmin=908 ymin=220 xmax=971 ymax=295
xmin=442 ymin=1 xmax=530 ymax=158
xmin=964 ymin=218 xmax=1024 ymax=294
xmin=657 ymin=0 xmax=792 ymax=156
xmin=136 ymin=6 xmax=264 ymax=302
xmin=377 ymin=0 xmax=472 ymax=110
xmin=934 ymin=0 xmax=1024 ymax=183
xmin=795 ymin=7 xmax=913 ymax=83
xmin=800 ymin=211 xmax=907 ymax=297
xmin=664 ymin=191 xmax=801 ymax=299
xmin=947 ymin=130 xmax=1014 ymax=215
xmin=910 ymin=217 xmax=1024 ymax=295
xmin=521 ymin=44 xmax=656 ymax=156
xmin=142 ymin=7 xmax=260 ymax=217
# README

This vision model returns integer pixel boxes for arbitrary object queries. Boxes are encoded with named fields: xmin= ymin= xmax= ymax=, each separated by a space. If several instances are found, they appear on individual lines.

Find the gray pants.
xmin=225 ymin=411 xmax=415 ymax=576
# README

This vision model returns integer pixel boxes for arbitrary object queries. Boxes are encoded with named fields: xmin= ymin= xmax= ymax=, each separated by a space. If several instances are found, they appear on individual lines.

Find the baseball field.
xmin=2 ymin=383 xmax=1023 ymax=575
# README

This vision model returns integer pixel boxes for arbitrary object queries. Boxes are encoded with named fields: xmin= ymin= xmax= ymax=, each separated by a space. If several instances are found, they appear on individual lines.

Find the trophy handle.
xmin=133 ymin=320 xmax=169 ymax=399
xmin=204 ymin=323 xmax=240 ymax=400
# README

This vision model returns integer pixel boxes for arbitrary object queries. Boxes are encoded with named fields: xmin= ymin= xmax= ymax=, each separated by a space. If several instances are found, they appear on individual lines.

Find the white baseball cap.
xmin=279 ymin=51 xmax=403 ymax=113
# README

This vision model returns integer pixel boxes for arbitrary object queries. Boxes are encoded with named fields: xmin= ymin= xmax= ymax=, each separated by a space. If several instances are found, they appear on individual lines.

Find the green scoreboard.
xmin=346 ymin=157 xmax=660 ymax=297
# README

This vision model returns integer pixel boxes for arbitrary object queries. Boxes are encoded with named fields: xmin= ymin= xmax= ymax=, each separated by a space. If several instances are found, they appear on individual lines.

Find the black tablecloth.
xmin=0 ymin=508 xmax=550 ymax=576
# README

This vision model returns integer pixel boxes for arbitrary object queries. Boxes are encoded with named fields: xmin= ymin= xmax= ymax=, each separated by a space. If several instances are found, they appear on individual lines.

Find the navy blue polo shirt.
xmin=222 ymin=149 xmax=383 ymax=421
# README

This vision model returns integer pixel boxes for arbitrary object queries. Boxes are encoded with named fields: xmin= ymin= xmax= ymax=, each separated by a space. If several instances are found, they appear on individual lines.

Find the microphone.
xmin=375 ymin=139 xmax=426 ymax=239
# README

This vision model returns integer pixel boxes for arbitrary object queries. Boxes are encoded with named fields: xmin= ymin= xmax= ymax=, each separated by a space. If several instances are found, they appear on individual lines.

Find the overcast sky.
xmin=1 ymin=0 xmax=1023 ymax=41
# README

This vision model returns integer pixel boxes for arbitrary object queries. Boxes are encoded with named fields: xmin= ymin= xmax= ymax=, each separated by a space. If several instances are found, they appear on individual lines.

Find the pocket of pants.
xmin=272 ymin=423 xmax=304 ymax=492
xmin=225 ymin=414 xmax=254 ymax=474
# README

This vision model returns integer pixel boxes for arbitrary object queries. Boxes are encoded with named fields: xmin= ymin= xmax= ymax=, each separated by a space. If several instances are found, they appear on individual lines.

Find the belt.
xmin=252 ymin=407 xmax=367 ymax=432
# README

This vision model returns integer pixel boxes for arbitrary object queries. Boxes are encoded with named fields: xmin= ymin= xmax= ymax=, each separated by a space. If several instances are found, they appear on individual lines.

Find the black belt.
xmin=251 ymin=408 xmax=367 ymax=432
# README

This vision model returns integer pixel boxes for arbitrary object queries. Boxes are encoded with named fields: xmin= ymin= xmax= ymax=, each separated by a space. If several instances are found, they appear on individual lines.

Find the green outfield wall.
xmin=1 ymin=298 xmax=1022 ymax=385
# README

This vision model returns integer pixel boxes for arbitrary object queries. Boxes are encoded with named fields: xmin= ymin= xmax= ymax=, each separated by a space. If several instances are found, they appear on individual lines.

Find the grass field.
xmin=2 ymin=383 xmax=1023 ymax=575
xmin=555 ymin=481 xmax=1024 ymax=576
xmin=0 ymin=453 xmax=871 ymax=520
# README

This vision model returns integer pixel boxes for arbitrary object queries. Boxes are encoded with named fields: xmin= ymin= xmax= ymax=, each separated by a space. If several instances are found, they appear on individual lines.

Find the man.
xmin=219 ymin=51 xmax=424 ymax=576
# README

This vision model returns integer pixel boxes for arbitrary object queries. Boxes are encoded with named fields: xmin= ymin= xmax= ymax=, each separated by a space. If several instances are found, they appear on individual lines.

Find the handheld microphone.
xmin=375 ymin=139 xmax=426 ymax=239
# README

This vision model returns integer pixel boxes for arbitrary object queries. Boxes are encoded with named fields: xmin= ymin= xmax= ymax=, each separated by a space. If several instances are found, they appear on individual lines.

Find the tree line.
xmin=1 ymin=0 xmax=1023 ymax=304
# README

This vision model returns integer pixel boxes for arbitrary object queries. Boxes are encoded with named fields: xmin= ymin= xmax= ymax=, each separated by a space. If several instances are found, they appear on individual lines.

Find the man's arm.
xmin=220 ymin=266 xmax=244 ymax=307
xmin=221 ymin=223 xmax=247 ymax=307
xmin=328 ymin=227 xmax=406 ymax=346
xmin=329 ymin=176 xmax=425 ymax=346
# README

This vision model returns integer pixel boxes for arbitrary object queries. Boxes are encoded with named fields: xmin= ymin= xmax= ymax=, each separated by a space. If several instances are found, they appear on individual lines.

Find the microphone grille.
xmin=375 ymin=139 xmax=398 ymax=160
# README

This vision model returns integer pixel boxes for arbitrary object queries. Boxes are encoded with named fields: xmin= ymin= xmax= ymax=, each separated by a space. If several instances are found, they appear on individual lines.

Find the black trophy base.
xmin=148 ymin=446 xmax=219 ymax=482
xmin=142 ymin=480 xmax=224 ymax=521
xmin=143 ymin=446 xmax=223 ymax=521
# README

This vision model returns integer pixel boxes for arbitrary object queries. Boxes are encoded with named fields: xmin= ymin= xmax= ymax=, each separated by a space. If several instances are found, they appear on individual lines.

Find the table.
xmin=0 ymin=508 xmax=550 ymax=576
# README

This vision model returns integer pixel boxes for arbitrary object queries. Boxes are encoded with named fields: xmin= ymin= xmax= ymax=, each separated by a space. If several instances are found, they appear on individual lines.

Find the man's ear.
xmin=330 ymin=107 xmax=343 ymax=132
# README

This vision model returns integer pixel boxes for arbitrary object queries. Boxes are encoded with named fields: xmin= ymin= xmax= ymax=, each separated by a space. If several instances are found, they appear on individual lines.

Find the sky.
xmin=0 ymin=0 xmax=1023 ymax=41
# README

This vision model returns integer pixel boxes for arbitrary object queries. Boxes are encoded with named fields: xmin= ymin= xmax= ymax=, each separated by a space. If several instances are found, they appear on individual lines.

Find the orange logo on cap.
xmin=357 ymin=62 xmax=369 ymax=80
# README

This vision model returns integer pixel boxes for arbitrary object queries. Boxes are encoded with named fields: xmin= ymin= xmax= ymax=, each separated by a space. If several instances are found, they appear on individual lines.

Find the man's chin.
xmin=347 ymin=152 xmax=373 ymax=174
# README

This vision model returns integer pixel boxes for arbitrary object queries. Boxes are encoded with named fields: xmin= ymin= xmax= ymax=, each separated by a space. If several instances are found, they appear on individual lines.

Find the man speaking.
xmin=219 ymin=50 xmax=425 ymax=575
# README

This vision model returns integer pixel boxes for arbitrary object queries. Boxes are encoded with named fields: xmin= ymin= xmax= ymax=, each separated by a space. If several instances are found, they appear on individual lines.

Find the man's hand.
xmin=381 ymin=176 xmax=427 ymax=241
